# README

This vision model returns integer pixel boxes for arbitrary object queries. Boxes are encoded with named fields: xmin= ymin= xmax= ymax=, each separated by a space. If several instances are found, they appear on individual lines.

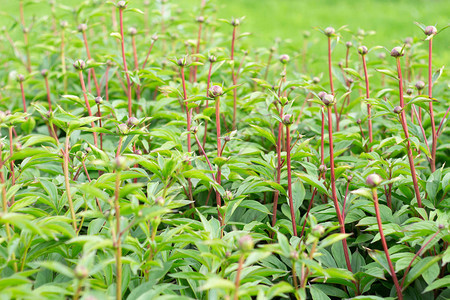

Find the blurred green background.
xmin=2 ymin=0 xmax=449 ymax=64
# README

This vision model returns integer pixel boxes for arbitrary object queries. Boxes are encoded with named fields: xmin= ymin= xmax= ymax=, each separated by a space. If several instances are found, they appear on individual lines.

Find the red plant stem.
xmin=116 ymin=137 xmax=123 ymax=158
xmin=82 ymin=31 xmax=101 ymax=96
xmin=19 ymin=81 xmax=27 ymax=114
xmin=44 ymin=76 xmax=52 ymax=112
xmin=396 ymin=58 xmax=422 ymax=208
xmin=231 ymin=26 xmax=238 ymax=130
xmin=428 ymin=39 xmax=437 ymax=172
xmin=361 ymin=55 xmax=373 ymax=149
xmin=202 ymin=61 xmax=214 ymax=148
xmin=141 ymin=41 xmax=155 ymax=70
xmin=342 ymin=178 xmax=351 ymax=219
xmin=64 ymin=135 xmax=77 ymax=232
xmin=271 ymin=106 xmax=283 ymax=230
xmin=234 ymin=255 xmax=245 ymax=300
xmin=300 ymin=187 xmax=318 ymax=238
xmin=119 ymin=8 xmax=133 ymax=117
xmin=194 ymin=134 xmax=216 ymax=181
xmin=193 ymin=22 xmax=203 ymax=82
xmin=215 ymin=95 xmax=223 ymax=222
xmin=400 ymin=230 xmax=441 ymax=289
xmin=372 ymin=188 xmax=403 ymax=299
xmin=327 ymin=105 xmax=352 ymax=272
xmin=8 ymin=127 xmax=15 ymax=205
xmin=78 ymin=71 xmax=98 ymax=148
xmin=327 ymin=37 xmax=339 ymax=131
xmin=320 ymin=110 xmax=325 ymax=165
xmin=412 ymin=105 xmax=431 ymax=156
xmin=131 ymin=35 xmax=141 ymax=101
xmin=286 ymin=124 xmax=297 ymax=236
xmin=97 ymin=104 xmax=103 ymax=150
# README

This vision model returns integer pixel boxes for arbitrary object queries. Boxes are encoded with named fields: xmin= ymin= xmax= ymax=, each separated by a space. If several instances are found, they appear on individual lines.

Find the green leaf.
xmin=423 ymin=276 xmax=450 ymax=293
xmin=403 ymin=255 xmax=442 ymax=289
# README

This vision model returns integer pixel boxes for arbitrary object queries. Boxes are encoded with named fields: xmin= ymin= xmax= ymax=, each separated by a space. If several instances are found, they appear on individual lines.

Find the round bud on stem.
xmin=231 ymin=18 xmax=240 ymax=27
xmin=415 ymin=80 xmax=425 ymax=91
xmin=117 ymin=1 xmax=127 ymax=9
xmin=60 ymin=20 xmax=68 ymax=28
xmin=127 ymin=116 xmax=139 ymax=127
xmin=393 ymin=106 xmax=402 ymax=114
xmin=41 ymin=69 xmax=49 ymax=77
xmin=318 ymin=91 xmax=327 ymax=100
xmin=77 ymin=23 xmax=87 ymax=32
xmin=404 ymin=37 xmax=413 ymax=46
xmin=128 ymin=27 xmax=137 ymax=36
xmin=346 ymin=41 xmax=353 ymax=48
xmin=118 ymin=123 xmax=129 ymax=135
xmin=74 ymin=265 xmax=89 ymax=280
xmin=73 ymin=59 xmax=86 ymax=70
xmin=282 ymin=114 xmax=293 ymax=126
xmin=312 ymin=77 xmax=320 ymax=84
xmin=209 ymin=85 xmax=223 ymax=98
xmin=390 ymin=47 xmax=404 ymax=58
xmin=155 ymin=196 xmax=165 ymax=206
xmin=279 ymin=54 xmax=290 ymax=64
xmin=366 ymin=173 xmax=382 ymax=188
xmin=303 ymin=31 xmax=310 ymax=38
xmin=224 ymin=190 xmax=233 ymax=201
xmin=290 ymin=250 xmax=299 ymax=260
xmin=324 ymin=26 xmax=335 ymax=37
xmin=318 ymin=164 xmax=327 ymax=173
xmin=196 ymin=16 xmax=205 ymax=23
xmin=356 ymin=119 xmax=362 ymax=125
xmin=312 ymin=224 xmax=325 ymax=237
xmin=134 ymin=149 xmax=142 ymax=155
xmin=176 ymin=57 xmax=187 ymax=67
xmin=321 ymin=93 xmax=335 ymax=106
xmin=95 ymin=96 xmax=103 ymax=105
xmin=358 ymin=45 xmax=368 ymax=55
xmin=238 ymin=235 xmax=254 ymax=252
xmin=270 ymin=46 xmax=276 ymax=53
xmin=424 ymin=25 xmax=437 ymax=36
xmin=114 ymin=156 xmax=127 ymax=170
xmin=151 ymin=33 xmax=158 ymax=41
xmin=208 ymin=55 xmax=217 ymax=63
xmin=191 ymin=126 xmax=199 ymax=134
xmin=17 ymin=74 xmax=25 ymax=82
xmin=224 ymin=135 xmax=231 ymax=142
xmin=406 ymin=88 xmax=413 ymax=96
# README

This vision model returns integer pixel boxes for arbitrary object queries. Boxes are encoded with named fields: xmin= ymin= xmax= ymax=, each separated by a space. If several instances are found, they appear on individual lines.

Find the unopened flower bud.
xmin=224 ymin=190 xmax=233 ymax=201
xmin=239 ymin=235 xmax=254 ymax=252
xmin=114 ymin=156 xmax=127 ymax=170
xmin=366 ymin=173 xmax=382 ymax=188
xmin=312 ymin=224 xmax=325 ymax=237
xmin=196 ymin=16 xmax=205 ymax=23
xmin=224 ymin=135 xmax=231 ymax=142
xmin=282 ymin=114 xmax=293 ymax=125
xmin=415 ymin=80 xmax=425 ymax=91
xmin=270 ymin=46 xmax=276 ymax=53
xmin=118 ymin=123 xmax=129 ymax=135
xmin=95 ymin=96 xmax=103 ymax=105
xmin=231 ymin=18 xmax=240 ymax=27
xmin=16 ymin=74 xmax=25 ymax=82
xmin=406 ymin=88 xmax=413 ymax=96
xmin=127 ymin=116 xmax=139 ymax=127
xmin=303 ymin=31 xmax=310 ymax=38
xmin=358 ymin=45 xmax=368 ymax=55
xmin=73 ymin=59 xmax=86 ymax=70
xmin=438 ymin=224 xmax=445 ymax=230
xmin=117 ymin=1 xmax=127 ymax=9
xmin=77 ymin=23 xmax=87 ymax=32
xmin=312 ymin=77 xmax=320 ymax=84
xmin=134 ymin=149 xmax=142 ymax=155
xmin=151 ymin=34 xmax=158 ymax=41
xmin=319 ymin=164 xmax=327 ymax=173
xmin=191 ymin=126 xmax=199 ymax=134
xmin=290 ymin=251 xmax=299 ymax=260
xmin=75 ymin=265 xmax=89 ymax=279
xmin=346 ymin=41 xmax=353 ymax=48
xmin=60 ymin=20 xmax=68 ymax=28
xmin=176 ymin=57 xmax=187 ymax=67
xmin=155 ymin=196 xmax=165 ymax=206
xmin=279 ymin=54 xmax=290 ymax=64
xmin=357 ymin=119 xmax=362 ymax=125
xmin=321 ymin=93 xmax=335 ymax=106
xmin=318 ymin=91 xmax=327 ymax=100
xmin=208 ymin=55 xmax=217 ymax=63
xmin=390 ymin=47 xmax=404 ymax=58
xmin=393 ymin=106 xmax=402 ymax=114
xmin=41 ymin=69 xmax=48 ymax=77
xmin=324 ymin=26 xmax=335 ymax=37
xmin=209 ymin=85 xmax=223 ymax=98
xmin=128 ymin=27 xmax=137 ymax=36
xmin=404 ymin=37 xmax=413 ymax=45
xmin=424 ymin=25 xmax=437 ymax=36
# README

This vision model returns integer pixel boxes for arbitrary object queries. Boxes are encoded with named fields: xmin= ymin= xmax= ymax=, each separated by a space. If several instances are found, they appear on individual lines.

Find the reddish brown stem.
xmin=119 ymin=8 xmax=133 ymax=117
xmin=82 ymin=31 xmax=101 ymax=96
xmin=372 ymin=188 xmax=403 ymax=299
xmin=193 ymin=22 xmax=203 ymax=82
xmin=19 ymin=81 xmax=27 ymax=114
xmin=327 ymin=37 xmax=339 ymax=131
xmin=271 ymin=107 xmax=283 ymax=230
xmin=142 ymin=41 xmax=155 ymax=70
xmin=78 ymin=71 xmax=98 ymax=147
xmin=428 ymin=39 xmax=436 ymax=172
xmin=286 ymin=124 xmax=297 ymax=236
xmin=202 ymin=61 xmax=214 ymax=148
xmin=361 ymin=55 xmax=373 ymax=149
xmin=231 ymin=26 xmax=238 ymax=130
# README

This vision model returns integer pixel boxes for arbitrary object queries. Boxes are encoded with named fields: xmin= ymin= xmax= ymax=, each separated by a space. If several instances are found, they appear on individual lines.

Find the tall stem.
xmin=215 ymin=95 xmax=223 ymax=223
xmin=372 ymin=188 xmax=403 ymax=299
xmin=428 ymin=39 xmax=436 ymax=172
xmin=64 ymin=134 xmax=77 ymax=231
xmin=61 ymin=28 xmax=67 ymax=92
xmin=114 ymin=170 xmax=122 ymax=300
xmin=82 ymin=31 xmax=101 ymax=96
xmin=231 ymin=26 xmax=238 ymax=130
xmin=78 ymin=71 xmax=98 ymax=147
xmin=8 ymin=127 xmax=16 ymax=205
xmin=233 ymin=255 xmax=245 ymax=300
xmin=327 ymin=105 xmax=352 ymax=272
xmin=203 ymin=62 xmax=214 ymax=148
xmin=119 ymin=8 xmax=133 ymax=117
xmin=286 ymin=124 xmax=297 ymax=236
xmin=193 ymin=22 xmax=203 ymax=82
xmin=327 ymin=37 xmax=339 ymax=131
xmin=271 ymin=106 xmax=283 ymax=230
xmin=19 ymin=81 xmax=27 ymax=114
xmin=361 ymin=55 xmax=373 ymax=149
xmin=396 ymin=58 xmax=422 ymax=208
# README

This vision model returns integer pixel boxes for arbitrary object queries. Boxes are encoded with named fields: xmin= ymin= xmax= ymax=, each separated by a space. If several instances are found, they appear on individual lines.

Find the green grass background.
xmin=2 ymin=0 xmax=449 ymax=64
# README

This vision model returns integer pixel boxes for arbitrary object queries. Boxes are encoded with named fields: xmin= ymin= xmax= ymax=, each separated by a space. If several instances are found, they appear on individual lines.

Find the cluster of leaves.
xmin=0 ymin=0 xmax=449 ymax=299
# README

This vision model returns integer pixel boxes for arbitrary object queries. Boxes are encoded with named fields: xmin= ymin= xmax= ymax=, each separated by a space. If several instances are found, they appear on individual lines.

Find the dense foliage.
xmin=0 ymin=0 xmax=449 ymax=299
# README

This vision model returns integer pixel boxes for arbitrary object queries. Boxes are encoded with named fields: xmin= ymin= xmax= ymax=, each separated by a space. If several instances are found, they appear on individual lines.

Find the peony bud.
xmin=209 ymin=85 xmax=223 ymax=98
xmin=196 ymin=16 xmax=205 ymax=23
xmin=208 ymin=55 xmax=217 ymax=63
xmin=77 ymin=24 xmax=88 ymax=32
xmin=415 ymin=80 xmax=425 ymax=91
xmin=73 ymin=59 xmax=86 ymax=70
xmin=279 ymin=54 xmax=290 ymax=64
xmin=424 ymin=25 xmax=437 ymax=36
xmin=118 ymin=123 xmax=129 ymax=135
xmin=324 ymin=26 xmax=335 ymax=37
xmin=393 ymin=106 xmax=402 ymax=114
xmin=312 ymin=77 xmax=320 ymax=84
xmin=346 ymin=41 xmax=353 ymax=48
xmin=117 ymin=1 xmax=127 ymax=9
xmin=358 ymin=45 xmax=368 ymax=55
xmin=128 ymin=27 xmax=137 ymax=36
xmin=95 ymin=96 xmax=103 ymax=105
xmin=366 ymin=173 xmax=382 ymax=188
xmin=390 ymin=47 xmax=404 ymax=58
xmin=238 ymin=235 xmax=254 ymax=252
xmin=321 ymin=93 xmax=335 ymax=106
xmin=41 ymin=69 xmax=49 ymax=77
xmin=127 ymin=117 xmax=139 ymax=127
